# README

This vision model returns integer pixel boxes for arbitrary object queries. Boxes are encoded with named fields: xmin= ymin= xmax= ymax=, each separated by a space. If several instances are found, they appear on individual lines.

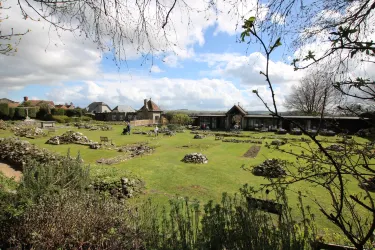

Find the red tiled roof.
xmin=147 ymin=100 xmax=161 ymax=111
xmin=8 ymin=102 xmax=20 ymax=108
xmin=26 ymin=100 xmax=55 ymax=107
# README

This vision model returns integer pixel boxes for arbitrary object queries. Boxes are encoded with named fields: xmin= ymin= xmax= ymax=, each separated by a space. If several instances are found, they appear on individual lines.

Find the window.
xmin=112 ymin=115 xmax=116 ymax=121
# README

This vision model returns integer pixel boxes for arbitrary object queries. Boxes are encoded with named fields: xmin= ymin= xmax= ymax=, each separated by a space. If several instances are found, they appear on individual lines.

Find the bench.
xmin=100 ymin=136 xmax=112 ymax=144
xmin=246 ymin=197 xmax=283 ymax=222
xmin=40 ymin=121 xmax=56 ymax=128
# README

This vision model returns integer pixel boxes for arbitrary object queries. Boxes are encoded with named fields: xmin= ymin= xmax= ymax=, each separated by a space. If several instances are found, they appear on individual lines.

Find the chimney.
xmin=24 ymin=96 xmax=28 ymax=102
xmin=144 ymin=99 xmax=148 ymax=110
xmin=238 ymin=102 xmax=240 ymax=106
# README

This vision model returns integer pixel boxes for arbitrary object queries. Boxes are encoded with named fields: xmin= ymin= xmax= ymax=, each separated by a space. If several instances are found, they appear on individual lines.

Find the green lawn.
xmin=0 ymin=125 xmax=371 ymax=232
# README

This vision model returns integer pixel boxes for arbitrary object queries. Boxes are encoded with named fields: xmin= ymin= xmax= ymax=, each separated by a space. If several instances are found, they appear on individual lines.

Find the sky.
xmin=0 ymin=0 xmax=334 ymax=111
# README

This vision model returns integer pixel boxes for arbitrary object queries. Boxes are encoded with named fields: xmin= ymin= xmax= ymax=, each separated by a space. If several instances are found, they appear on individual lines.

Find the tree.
xmin=241 ymin=12 xmax=375 ymax=249
xmin=0 ymin=0 xmax=29 ymax=55
xmin=170 ymin=113 xmax=192 ymax=125
xmin=284 ymin=73 xmax=340 ymax=115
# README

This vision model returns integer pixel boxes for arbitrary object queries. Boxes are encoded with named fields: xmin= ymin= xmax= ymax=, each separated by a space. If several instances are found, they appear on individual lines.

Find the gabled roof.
xmin=0 ymin=98 xmax=20 ymax=107
xmin=139 ymin=99 xmax=162 ymax=112
xmin=86 ymin=102 xmax=111 ymax=113
xmin=26 ymin=100 xmax=55 ymax=107
xmin=55 ymin=104 xmax=68 ymax=109
xmin=112 ymin=105 xmax=136 ymax=113
xmin=226 ymin=105 xmax=247 ymax=115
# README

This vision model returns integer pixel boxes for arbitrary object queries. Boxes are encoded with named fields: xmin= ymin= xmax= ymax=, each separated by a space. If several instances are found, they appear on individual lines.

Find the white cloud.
xmin=150 ymin=65 xmax=164 ymax=73
xmin=197 ymin=52 xmax=304 ymax=86
xmin=0 ymin=0 xmax=100 ymax=91
xmin=45 ymin=73 xmax=259 ymax=110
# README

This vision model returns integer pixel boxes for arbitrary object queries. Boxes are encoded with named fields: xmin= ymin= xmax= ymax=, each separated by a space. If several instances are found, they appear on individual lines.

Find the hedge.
xmin=51 ymin=108 xmax=65 ymax=116
xmin=13 ymin=107 xmax=37 ymax=119
xmin=0 ymin=103 xmax=9 ymax=118
xmin=66 ymin=109 xmax=82 ymax=117
xmin=8 ymin=108 xmax=15 ymax=119
xmin=52 ymin=115 xmax=72 ymax=123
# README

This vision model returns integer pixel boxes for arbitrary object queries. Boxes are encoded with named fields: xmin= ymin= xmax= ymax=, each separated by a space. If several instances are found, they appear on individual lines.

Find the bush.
xmin=140 ymin=186 xmax=316 ymax=249
xmin=52 ymin=115 xmax=72 ymax=123
xmin=167 ymin=124 xmax=184 ymax=131
xmin=66 ymin=109 xmax=82 ymax=117
xmin=51 ymin=108 xmax=65 ymax=116
xmin=81 ymin=115 xmax=93 ymax=122
xmin=0 ymin=191 xmax=141 ymax=250
xmin=8 ymin=108 xmax=15 ymax=119
xmin=14 ymin=107 xmax=37 ymax=119
xmin=0 ymin=104 xmax=9 ymax=118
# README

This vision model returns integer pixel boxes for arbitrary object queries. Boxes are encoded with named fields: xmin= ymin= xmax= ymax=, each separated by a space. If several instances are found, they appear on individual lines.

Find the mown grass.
xmin=0 ymin=125 xmax=371 ymax=232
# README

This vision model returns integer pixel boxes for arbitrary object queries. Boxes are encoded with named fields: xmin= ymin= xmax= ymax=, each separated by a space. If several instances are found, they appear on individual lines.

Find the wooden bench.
xmin=100 ymin=136 xmax=111 ymax=144
xmin=246 ymin=197 xmax=283 ymax=222
xmin=40 ymin=121 xmax=56 ymax=128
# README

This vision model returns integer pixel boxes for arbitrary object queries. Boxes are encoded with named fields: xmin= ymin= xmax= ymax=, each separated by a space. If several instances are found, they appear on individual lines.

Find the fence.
xmin=130 ymin=119 xmax=155 ymax=127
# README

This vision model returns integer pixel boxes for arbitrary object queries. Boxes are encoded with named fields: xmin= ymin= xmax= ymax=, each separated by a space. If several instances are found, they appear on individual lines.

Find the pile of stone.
xmin=89 ymin=125 xmax=113 ymax=131
xmin=190 ymin=131 xmax=199 ymax=134
xmin=270 ymin=139 xmax=286 ymax=146
xmin=194 ymin=134 xmax=204 ymax=139
xmin=182 ymin=153 xmax=208 ymax=164
xmin=46 ymin=131 xmax=94 ymax=145
xmin=165 ymin=131 xmax=176 ymax=136
xmin=118 ymin=144 xmax=154 ymax=157
xmin=91 ymin=177 xmax=145 ymax=199
xmin=74 ymin=123 xmax=112 ymax=131
xmin=252 ymin=159 xmax=287 ymax=178
xmin=133 ymin=131 xmax=148 ymax=135
xmin=290 ymin=129 xmax=303 ymax=135
xmin=222 ymin=139 xmax=262 ymax=144
xmin=90 ymin=143 xmax=101 ymax=149
xmin=275 ymin=129 xmax=287 ymax=135
xmin=0 ymin=120 xmax=8 ymax=130
xmin=11 ymin=126 xmax=46 ymax=138
xmin=0 ymin=137 xmax=66 ymax=167
xmin=325 ymin=144 xmax=345 ymax=152
xmin=319 ymin=130 xmax=336 ymax=136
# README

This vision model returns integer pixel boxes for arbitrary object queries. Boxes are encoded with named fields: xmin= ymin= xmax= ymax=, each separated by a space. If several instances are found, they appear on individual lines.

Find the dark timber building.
xmin=190 ymin=104 xmax=369 ymax=133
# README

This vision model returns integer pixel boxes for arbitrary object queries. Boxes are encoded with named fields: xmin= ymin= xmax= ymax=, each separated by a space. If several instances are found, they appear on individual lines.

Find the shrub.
xmin=51 ymin=108 xmax=65 ymax=116
xmin=14 ymin=107 xmax=37 ymax=119
xmin=0 ymin=191 xmax=142 ymax=250
xmin=81 ymin=115 xmax=93 ymax=122
xmin=167 ymin=124 xmax=184 ymax=131
xmin=8 ymin=108 xmax=15 ymax=119
xmin=0 ymin=104 xmax=9 ymax=118
xmin=66 ymin=108 xmax=82 ymax=117
xmin=52 ymin=115 xmax=72 ymax=123
xmin=140 ymin=186 xmax=316 ymax=250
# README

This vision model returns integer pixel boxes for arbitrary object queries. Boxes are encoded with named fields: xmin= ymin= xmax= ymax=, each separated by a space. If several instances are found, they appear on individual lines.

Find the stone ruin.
xmin=182 ymin=153 xmax=208 ymax=164
xmin=164 ymin=131 xmax=176 ymax=136
xmin=270 ymin=139 xmax=286 ymax=146
xmin=96 ymin=144 xmax=154 ymax=165
xmin=0 ymin=120 xmax=8 ymax=130
xmin=194 ymin=134 xmax=204 ymax=139
xmin=252 ymin=159 xmax=287 ymax=178
xmin=74 ymin=123 xmax=112 ymax=131
xmin=11 ymin=126 xmax=46 ymax=138
xmin=91 ymin=177 xmax=145 ymax=199
xmin=325 ymin=144 xmax=345 ymax=152
xmin=222 ymin=138 xmax=262 ymax=144
xmin=0 ymin=137 xmax=72 ymax=167
xmin=46 ymin=131 xmax=95 ymax=145
xmin=118 ymin=144 xmax=154 ymax=156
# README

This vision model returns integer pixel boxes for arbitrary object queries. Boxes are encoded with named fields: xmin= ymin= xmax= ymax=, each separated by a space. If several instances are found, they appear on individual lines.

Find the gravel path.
xmin=0 ymin=162 xmax=22 ymax=181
